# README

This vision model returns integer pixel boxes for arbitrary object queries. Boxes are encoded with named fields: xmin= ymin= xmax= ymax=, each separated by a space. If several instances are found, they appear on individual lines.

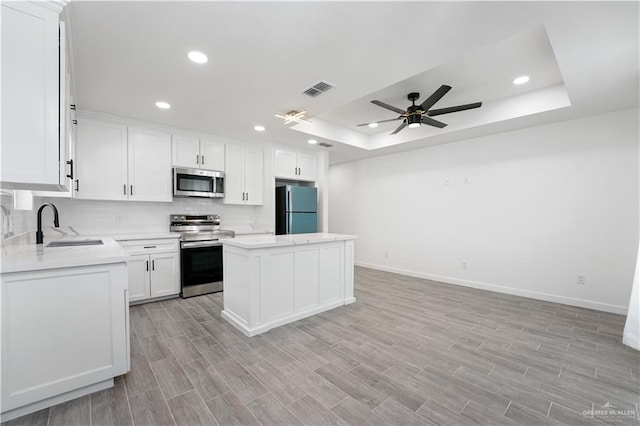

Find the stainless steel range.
xmin=170 ymin=214 xmax=234 ymax=298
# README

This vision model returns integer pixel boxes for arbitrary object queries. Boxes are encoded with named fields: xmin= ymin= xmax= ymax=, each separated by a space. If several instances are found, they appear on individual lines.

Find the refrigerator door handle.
xmin=285 ymin=191 xmax=293 ymax=234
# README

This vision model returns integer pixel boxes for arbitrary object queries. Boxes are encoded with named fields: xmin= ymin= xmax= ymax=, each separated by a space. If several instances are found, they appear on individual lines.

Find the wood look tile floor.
xmin=4 ymin=266 xmax=640 ymax=426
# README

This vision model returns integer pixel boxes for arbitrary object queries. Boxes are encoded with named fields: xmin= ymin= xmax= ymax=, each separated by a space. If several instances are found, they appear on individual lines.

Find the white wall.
xmin=329 ymin=108 xmax=639 ymax=314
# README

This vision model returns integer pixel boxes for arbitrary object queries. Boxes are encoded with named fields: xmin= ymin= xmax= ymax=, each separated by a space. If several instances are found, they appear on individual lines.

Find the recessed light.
xmin=307 ymin=139 xmax=318 ymax=145
xmin=188 ymin=51 xmax=208 ymax=64
xmin=513 ymin=75 xmax=530 ymax=85
xmin=155 ymin=101 xmax=171 ymax=109
xmin=368 ymin=122 xmax=378 ymax=128
xmin=254 ymin=125 xmax=265 ymax=132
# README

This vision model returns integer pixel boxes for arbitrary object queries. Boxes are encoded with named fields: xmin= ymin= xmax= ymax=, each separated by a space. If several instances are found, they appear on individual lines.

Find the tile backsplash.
xmin=1 ymin=191 xmax=36 ymax=245
xmin=34 ymin=196 xmax=270 ymax=235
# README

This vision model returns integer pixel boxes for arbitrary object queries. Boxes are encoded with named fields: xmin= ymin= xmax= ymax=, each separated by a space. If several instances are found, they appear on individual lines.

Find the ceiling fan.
xmin=357 ymin=85 xmax=482 ymax=135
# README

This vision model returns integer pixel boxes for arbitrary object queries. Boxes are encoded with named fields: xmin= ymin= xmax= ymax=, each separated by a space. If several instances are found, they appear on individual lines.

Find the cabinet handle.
xmin=123 ymin=184 xmax=126 ymax=195
xmin=75 ymin=179 xmax=79 ymax=192
xmin=143 ymin=245 xmax=156 ymax=249
xmin=152 ymin=260 xmax=155 ymax=271
xmin=196 ymin=154 xmax=199 ymax=164
xmin=146 ymin=260 xmax=149 ymax=271
xmin=72 ymin=119 xmax=78 ymax=125
xmin=70 ymin=104 xmax=76 ymax=110
xmin=130 ymin=185 xmax=133 ymax=196
xmin=246 ymin=192 xmax=249 ymax=201
xmin=201 ymin=155 xmax=205 ymax=164
xmin=66 ymin=159 xmax=74 ymax=179
xmin=242 ymin=192 xmax=245 ymax=201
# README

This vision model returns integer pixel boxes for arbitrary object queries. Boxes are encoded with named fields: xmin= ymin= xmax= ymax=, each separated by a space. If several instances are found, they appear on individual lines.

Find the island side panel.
xmin=344 ymin=239 xmax=356 ymax=304
xmin=221 ymin=246 xmax=252 ymax=331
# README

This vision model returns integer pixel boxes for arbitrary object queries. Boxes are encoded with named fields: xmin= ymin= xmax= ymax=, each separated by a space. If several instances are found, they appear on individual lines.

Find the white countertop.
xmin=222 ymin=233 xmax=357 ymax=249
xmin=112 ymin=232 xmax=180 ymax=241
xmin=1 ymin=237 xmax=130 ymax=274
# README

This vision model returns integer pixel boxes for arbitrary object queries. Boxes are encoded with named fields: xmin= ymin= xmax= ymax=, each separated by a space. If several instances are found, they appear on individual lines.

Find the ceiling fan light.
xmin=407 ymin=114 xmax=421 ymax=128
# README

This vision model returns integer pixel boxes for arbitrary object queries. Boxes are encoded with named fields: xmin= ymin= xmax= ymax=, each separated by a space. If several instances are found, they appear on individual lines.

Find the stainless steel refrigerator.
xmin=275 ymin=185 xmax=318 ymax=235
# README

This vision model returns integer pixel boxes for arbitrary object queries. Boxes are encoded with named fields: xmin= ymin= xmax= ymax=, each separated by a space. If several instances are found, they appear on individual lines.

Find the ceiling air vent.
xmin=318 ymin=142 xmax=333 ymax=148
xmin=303 ymin=81 xmax=334 ymax=97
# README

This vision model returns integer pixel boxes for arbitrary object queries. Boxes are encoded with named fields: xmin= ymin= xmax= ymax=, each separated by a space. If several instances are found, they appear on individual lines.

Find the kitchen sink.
xmin=46 ymin=239 xmax=104 ymax=247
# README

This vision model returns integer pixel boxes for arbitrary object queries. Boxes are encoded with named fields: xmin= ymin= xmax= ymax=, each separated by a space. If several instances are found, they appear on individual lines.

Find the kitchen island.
xmin=221 ymin=233 xmax=357 ymax=336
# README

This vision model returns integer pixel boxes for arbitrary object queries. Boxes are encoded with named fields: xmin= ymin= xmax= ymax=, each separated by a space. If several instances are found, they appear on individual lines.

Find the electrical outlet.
xmin=461 ymin=261 xmax=467 ymax=269
xmin=384 ymin=251 xmax=389 ymax=258
xmin=116 ymin=215 xmax=124 ymax=223
xmin=577 ymin=275 xmax=586 ymax=285
xmin=445 ymin=179 xmax=450 ymax=186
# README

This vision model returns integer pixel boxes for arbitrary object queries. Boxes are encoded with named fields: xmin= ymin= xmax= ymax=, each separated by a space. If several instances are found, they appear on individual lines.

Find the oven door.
xmin=180 ymin=240 xmax=223 ymax=298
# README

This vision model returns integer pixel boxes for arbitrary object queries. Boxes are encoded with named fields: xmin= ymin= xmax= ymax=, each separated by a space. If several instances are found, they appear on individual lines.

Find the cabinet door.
xmin=224 ymin=145 xmax=246 ymax=205
xmin=274 ymin=150 xmax=297 ymax=180
xmin=1 ymin=264 xmax=128 ymax=412
xmin=127 ymin=254 xmax=151 ymax=302
xmin=244 ymin=147 xmax=264 ymax=206
xmin=1 ymin=3 xmax=61 ymax=189
xmin=75 ymin=119 xmax=128 ymax=200
xmin=200 ymin=139 xmax=225 ymax=171
xmin=172 ymin=135 xmax=200 ymax=168
xmin=296 ymin=153 xmax=317 ymax=182
xmin=128 ymin=127 xmax=172 ymax=202
xmin=150 ymin=252 xmax=180 ymax=298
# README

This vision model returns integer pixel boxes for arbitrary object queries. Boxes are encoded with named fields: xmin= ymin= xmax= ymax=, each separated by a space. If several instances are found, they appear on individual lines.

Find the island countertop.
xmin=222 ymin=232 xmax=357 ymax=249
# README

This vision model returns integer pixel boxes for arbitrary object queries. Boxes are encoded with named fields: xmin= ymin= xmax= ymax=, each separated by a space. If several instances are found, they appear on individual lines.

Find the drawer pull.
xmin=143 ymin=245 xmax=157 ymax=249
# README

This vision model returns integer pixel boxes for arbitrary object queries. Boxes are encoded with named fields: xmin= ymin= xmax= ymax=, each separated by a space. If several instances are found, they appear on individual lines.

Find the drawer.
xmin=118 ymin=238 xmax=179 ymax=254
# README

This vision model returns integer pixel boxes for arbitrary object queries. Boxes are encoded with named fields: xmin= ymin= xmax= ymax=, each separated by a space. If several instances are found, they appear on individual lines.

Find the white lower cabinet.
xmin=118 ymin=237 xmax=180 ymax=303
xmin=1 ymin=263 xmax=129 ymax=419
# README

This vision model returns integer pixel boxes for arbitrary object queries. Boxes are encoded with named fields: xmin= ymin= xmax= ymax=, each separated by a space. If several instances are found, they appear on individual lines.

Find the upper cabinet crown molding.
xmin=1 ymin=2 xmax=71 ymax=191
xmin=274 ymin=149 xmax=318 ymax=182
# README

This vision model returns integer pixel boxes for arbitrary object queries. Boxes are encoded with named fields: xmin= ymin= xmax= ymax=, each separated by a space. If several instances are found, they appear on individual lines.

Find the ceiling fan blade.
xmin=356 ymin=117 xmax=402 ymax=126
xmin=419 ymin=85 xmax=452 ymax=111
xmin=390 ymin=120 xmax=407 ymax=135
xmin=371 ymin=100 xmax=406 ymax=115
xmin=421 ymin=116 xmax=447 ymax=128
xmin=427 ymin=102 xmax=482 ymax=117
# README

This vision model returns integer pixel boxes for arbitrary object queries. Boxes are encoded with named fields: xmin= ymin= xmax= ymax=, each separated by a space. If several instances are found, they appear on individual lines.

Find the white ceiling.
xmin=68 ymin=1 xmax=639 ymax=165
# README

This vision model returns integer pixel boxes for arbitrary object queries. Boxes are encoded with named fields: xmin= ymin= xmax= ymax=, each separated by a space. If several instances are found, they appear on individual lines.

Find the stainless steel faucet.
xmin=36 ymin=203 xmax=59 ymax=244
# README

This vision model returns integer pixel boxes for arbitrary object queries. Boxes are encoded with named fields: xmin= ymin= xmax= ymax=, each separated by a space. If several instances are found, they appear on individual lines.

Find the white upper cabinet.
xmin=128 ymin=127 xmax=172 ymax=202
xmin=1 ymin=2 xmax=69 ymax=190
xmin=224 ymin=145 xmax=263 ymax=205
xmin=172 ymin=135 xmax=225 ymax=171
xmin=75 ymin=118 xmax=172 ymax=202
xmin=172 ymin=135 xmax=200 ymax=168
xmin=274 ymin=149 xmax=317 ymax=182
xmin=75 ymin=119 xmax=128 ymax=201
xmin=200 ymin=139 xmax=225 ymax=171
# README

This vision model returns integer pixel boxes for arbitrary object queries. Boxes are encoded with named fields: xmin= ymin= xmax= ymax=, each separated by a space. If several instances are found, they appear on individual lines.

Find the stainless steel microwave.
xmin=173 ymin=167 xmax=224 ymax=198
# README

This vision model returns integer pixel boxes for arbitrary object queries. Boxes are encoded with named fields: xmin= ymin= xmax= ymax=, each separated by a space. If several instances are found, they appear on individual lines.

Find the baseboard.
xmin=355 ymin=261 xmax=629 ymax=315
xmin=0 ymin=379 xmax=113 ymax=422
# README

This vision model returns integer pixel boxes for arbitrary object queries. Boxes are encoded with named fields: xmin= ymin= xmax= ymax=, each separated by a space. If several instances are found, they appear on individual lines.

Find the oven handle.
xmin=181 ymin=240 xmax=224 ymax=249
